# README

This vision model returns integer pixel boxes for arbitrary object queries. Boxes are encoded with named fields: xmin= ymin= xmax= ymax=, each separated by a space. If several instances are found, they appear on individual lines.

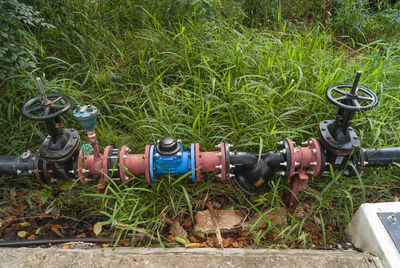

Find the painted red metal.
xmin=285 ymin=137 xmax=324 ymax=209
xmin=219 ymin=142 xmax=227 ymax=181
xmin=97 ymin=145 xmax=111 ymax=192
xmin=195 ymin=143 xmax=225 ymax=181
xmin=119 ymin=145 xmax=128 ymax=182
xmin=144 ymin=145 xmax=151 ymax=183
xmin=78 ymin=140 xmax=231 ymax=190
xmin=125 ymin=153 xmax=145 ymax=175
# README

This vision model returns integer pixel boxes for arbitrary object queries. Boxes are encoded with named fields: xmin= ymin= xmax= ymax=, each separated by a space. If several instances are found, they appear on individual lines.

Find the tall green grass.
xmin=0 ymin=0 xmax=399 ymax=247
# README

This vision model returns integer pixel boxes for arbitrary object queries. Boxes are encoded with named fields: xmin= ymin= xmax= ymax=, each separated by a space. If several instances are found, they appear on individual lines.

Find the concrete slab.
xmin=0 ymin=247 xmax=381 ymax=268
xmin=346 ymin=202 xmax=400 ymax=268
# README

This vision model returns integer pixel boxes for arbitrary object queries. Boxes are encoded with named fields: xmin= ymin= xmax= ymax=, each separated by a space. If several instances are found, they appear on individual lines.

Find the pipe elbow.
xmin=230 ymin=150 xmax=284 ymax=195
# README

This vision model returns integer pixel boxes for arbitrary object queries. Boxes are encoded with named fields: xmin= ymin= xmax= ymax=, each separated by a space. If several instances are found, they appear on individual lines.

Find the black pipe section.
xmin=363 ymin=147 xmax=400 ymax=167
xmin=230 ymin=150 xmax=285 ymax=195
xmin=0 ymin=238 xmax=116 ymax=247
xmin=0 ymin=152 xmax=38 ymax=177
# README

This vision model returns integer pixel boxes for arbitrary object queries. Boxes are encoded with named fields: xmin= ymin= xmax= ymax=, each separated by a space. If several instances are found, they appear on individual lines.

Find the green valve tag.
xmin=81 ymin=144 xmax=93 ymax=154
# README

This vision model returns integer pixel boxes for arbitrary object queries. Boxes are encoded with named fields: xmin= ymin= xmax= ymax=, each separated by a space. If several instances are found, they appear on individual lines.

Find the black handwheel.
xmin=22 ymin=93 xmax=72 ymax=120
xmin=325 ymin=71 xmax=378 ymax=111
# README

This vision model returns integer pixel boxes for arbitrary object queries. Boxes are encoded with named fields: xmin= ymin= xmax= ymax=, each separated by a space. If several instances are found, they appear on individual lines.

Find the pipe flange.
xmin=144 ymin=144 xmax=151 ymax=183
xmin=220 ymin=142 xmax=227 ymax=181
xmin=306 ymin=138 xmax=324 ymax=177
xmin=119 ymin=145 xmax=128 ymax=183
xmin=284 ymin=138 xmax=324 ymax=178
xmin=100 ymin=146 xmax=112 ymax=185
xmin=77 ymin=149 xmax=88 ymax=184
xmin=195 ymin=143 xmax=201 ymax=182
xmin=284 ymin=138 xmax=296 ymax=177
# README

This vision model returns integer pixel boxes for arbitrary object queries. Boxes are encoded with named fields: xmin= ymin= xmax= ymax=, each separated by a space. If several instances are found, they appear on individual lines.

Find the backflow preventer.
xmin=0 ymin=72 xmax=399 ymax=209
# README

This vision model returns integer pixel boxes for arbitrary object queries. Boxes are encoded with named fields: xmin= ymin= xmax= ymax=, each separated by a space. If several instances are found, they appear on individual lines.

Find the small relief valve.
xmin=73 ymin=105 xmax=98 ymax=132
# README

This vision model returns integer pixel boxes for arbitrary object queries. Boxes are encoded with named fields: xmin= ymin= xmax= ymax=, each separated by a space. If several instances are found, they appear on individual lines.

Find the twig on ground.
xmin=112 ymin=220 xmax=158 ymax=243
xmin=206 ymin=201 xmax=223 ymax=248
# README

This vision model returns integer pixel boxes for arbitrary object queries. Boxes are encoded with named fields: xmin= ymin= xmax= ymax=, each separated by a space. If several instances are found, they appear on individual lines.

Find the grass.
xmin=0 ymin=0 xmax=400 ymax=247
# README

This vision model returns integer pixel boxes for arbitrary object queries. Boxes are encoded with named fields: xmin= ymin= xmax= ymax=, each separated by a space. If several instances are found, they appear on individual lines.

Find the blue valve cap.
xmin=73 ymin=105 xmax=98 ymax=132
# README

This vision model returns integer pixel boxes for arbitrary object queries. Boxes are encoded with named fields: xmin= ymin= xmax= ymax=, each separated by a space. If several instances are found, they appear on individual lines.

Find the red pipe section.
xmin=285 ymin=138 xmax=324 ymax=209
xmin=77 ymin=132 xmax=229 ymax=191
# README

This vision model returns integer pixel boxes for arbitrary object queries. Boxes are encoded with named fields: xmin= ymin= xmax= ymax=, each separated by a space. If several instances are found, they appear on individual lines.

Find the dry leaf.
xmin=223 ymin=237 xmax=233 ymax=248
xmin=183 ymin=218 xmax=192 ymax=228
xmin=47 ymin=224 xmax=62 ymax=229
xmin=9 ymin=188 xmax=16 ymax=202
xmin=170 ymin=221 xmax=187 ymax=238
xmin=194 ymin=209 xmax=244 ymax=234
xmin=185 ymin=242 xmax=205 ymax=248
xmin=231 ymin=240 xmax=240 ymax=248
xmin=61 ymin=244 xmax=70 ymax=249
xmin=19 ymin=222 xmax=31 ymax=227
xmin=102 ymin=244 xmax=109 ymax=248
xmin=17 ymin=231 xmax=28 ymax=238
xmin=189 ymin=235 xmax=201 ymax=243
xmin=93 ymin=222 xmax=102 ymax=236
xmin=166 ymin=234 xmax=174 ymax=242
xmin=51 ymin=227 xmax=65 ymax=238
xmin=27 ymin=234 xmax=36 ymax=240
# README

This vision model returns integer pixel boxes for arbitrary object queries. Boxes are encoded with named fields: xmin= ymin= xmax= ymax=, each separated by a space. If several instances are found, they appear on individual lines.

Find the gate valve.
xmin=319 ymin=71 xmax=378 ymax=172
xmin=22 ymin=77 xmax=73 ymax=143
xmin=20 ymin=77 xmax=79 ymax=183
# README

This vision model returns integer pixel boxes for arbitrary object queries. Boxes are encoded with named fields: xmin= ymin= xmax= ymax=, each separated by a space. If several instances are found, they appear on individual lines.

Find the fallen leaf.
xmin=194 ymin=209 xmax=244 ymax=234
xmin=19 ymin=222 xmax=31 ymax=227
xmin=206 ymin=236 xmax=216 ymax=247
xmin=51 ymin=227 xmax=65 ymax=238
xmin=121 ymin=238 xmax=130 ymax=247
xmin=17 ymin=231 xmax=28 ymax=238
xmin=28 ymin=219 xmax=38 ymax=228
xmin=166 ymin=234 xmax=174 ymax=242
xmin=16 ymin=199 xmax=28 ymax=212
xmin=183 ymin=218 xmax=192 ymax=228
xmin=185 ymin=242 xmax=205 ymax=248
xmin=27 ymin=234 xmax=36 ymax=240
xmin=76 ymin=233 xmax=87 ymax=238
xmin=173 ymin=236 xmax=190 ymax=246
xmin=102 ymin=244 xmax=109 ymax=248
xmin=61 ymin=244 xmax=70 ymax=249
xmin=9 ymin=188 xmax=16 ymax=202
xmin=170 ymin=221 xmax=187 ymax=238
xmin=313 ymin=215 xmax=321 ymax=226
xmin=192 ymin=231 xmax=206 ymax=239
xmin=35 ymin=228 xmax=41 ymax=235
xmin=93 ymin=222 xmax=102 ymax=236
xmin=46 ymin=224 xmax=62 ymax=229
xmin=189 ymin=235 xmax=200 ymax=243
xmin=31 ymin=197 xmax=42 ymax=204
xmin=231 ymin=240 xmax=240 ymax=248
xmin=223 ymin=237 xmax=233 ymax=248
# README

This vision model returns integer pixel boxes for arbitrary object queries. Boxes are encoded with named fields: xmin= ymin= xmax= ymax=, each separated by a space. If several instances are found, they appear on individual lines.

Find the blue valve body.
xmin=73 ymin=105 xmax=98 ymax=132
xmin=149 ymin=143 xmax=196 ymax=182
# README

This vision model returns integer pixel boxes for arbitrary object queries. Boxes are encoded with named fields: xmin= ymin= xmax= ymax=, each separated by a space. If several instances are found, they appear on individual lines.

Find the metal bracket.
xmin=377 ymin=212 xmax=400 ymax=253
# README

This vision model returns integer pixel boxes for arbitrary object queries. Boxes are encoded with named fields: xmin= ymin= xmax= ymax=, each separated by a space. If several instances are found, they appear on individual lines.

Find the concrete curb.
xmin=0 ymin=247 xmax=381 ymax=268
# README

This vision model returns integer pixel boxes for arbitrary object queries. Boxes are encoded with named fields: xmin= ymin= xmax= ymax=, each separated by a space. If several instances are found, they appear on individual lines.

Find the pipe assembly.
xmin=1 ymin=72 xmax=399 ymax=209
